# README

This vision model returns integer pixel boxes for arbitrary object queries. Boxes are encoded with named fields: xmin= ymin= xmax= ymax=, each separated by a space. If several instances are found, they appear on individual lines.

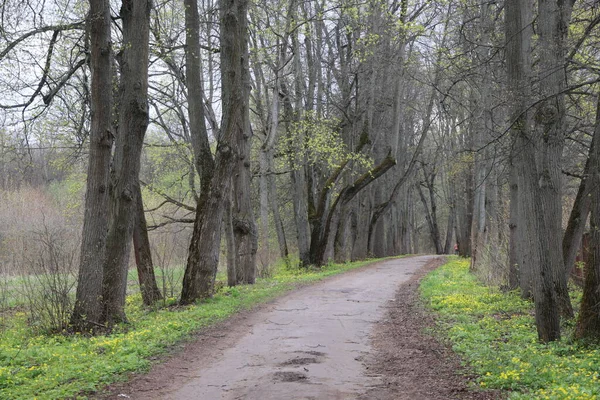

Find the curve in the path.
xmin=145 ymin=255 xmax=440 ymax=400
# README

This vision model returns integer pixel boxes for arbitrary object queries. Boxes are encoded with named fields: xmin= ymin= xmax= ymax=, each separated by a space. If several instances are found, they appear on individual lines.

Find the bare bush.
xmin=20 ymin=222 xmax=78 ymax=333
xmin=150 ymin=227 xmax=187 ymax=303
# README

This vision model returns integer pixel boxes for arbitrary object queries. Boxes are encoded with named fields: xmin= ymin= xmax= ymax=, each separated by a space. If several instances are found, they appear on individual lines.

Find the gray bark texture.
xmin=534 ymin=0 xmax=574 ymax=318
xmin=101 ymin=0 xmax=152 ymax=326
xmin=180 ymin=0 xmax=249 ymax=303
xmin=184 ymin=0 xmax=214 ymax=201
xmin=505 ymin=0 xmax=533 ymax=296
xmin=70 ymin=0 xmax=114 ymax=331
xmin=132 ymin=181 xmax=162 ymax=305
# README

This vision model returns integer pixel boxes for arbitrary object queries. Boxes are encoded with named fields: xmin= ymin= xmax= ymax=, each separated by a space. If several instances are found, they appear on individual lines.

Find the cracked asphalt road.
xmin=104 ymin=255 xmax=441 ymax=400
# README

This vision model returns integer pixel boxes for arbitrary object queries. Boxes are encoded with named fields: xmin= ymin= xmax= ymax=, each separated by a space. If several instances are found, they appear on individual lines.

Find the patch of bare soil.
xmin=360 ymin=258 xmax=504 ymax=400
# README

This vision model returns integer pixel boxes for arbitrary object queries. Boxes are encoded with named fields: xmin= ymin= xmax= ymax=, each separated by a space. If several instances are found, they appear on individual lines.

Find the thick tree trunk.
xmin=132 ymin=181 xmax=162 ymax=305
xmin=506 ymin=0 xmax=563 ymax=341
xmin=101 ymin=0 xmax=151 ymax=326
xmin=535 ymin=0 xmax=574 ymax=319
xmin=180 ymin=0 xmax=249 ymax=303
xmin=181 ymin=152 xmax=233 ymax=303
xmin=71 ymin=0 xmax=114 ymax=331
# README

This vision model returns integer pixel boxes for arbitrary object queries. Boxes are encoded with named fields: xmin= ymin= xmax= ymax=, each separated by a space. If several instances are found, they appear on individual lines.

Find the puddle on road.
xmin=273 ymin=371 xmax=308 ymax=382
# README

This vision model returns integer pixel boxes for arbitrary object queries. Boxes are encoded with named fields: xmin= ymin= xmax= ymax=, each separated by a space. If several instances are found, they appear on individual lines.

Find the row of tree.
xmin=1 ymin=0 xmax=600 ymax=341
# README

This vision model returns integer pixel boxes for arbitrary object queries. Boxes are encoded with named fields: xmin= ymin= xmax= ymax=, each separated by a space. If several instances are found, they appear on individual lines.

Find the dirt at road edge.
xmin=360 ymin=257 xmax=503 ymax=400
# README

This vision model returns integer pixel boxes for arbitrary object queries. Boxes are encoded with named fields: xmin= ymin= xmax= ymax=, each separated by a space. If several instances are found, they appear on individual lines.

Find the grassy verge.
xmin=420 ymin=258 xmax=600 ymax=400
xmin=0 ymin=257 xmax=388 ymax=399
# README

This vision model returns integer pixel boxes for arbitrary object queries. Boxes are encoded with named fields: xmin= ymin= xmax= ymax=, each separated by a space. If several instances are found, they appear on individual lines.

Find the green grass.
xmin=0 ymin=257 xmax=388 ymax=399
xmin=420 ymin=258 xmax=600 ymax=400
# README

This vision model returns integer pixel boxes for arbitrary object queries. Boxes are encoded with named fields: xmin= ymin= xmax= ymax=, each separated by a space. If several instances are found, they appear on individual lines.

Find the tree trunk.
xmin=184 ymin=0 xmax=214 ymax=190
xmin=225 ymin=183 xmax=237 ymax=287
xmin=232 ymin=26 xmax=257 ymax=285
xmin=268 ymin=155 xmax=289 ymax=259
xmin=535 ymin=0 xmax=574 ymax=319
xmin=575 ymin=100 xmax=600 ymax=339
xmin=443 ymin=208 xmax=455 ymax=255
xmin=417 ymin=181 xmax=442 ymax=255
xmin=506 ymin=0 xmax=562 ymax=341
xmin=259 ymin=150 xmax=270 ymax=262
xmin=132 ymin=181 xmax=162 ymax=305
xmin=181 ymin=153 xmax=233 ymax=303
xmin=101 ymin=0 xmax=151 ymax=326
xmin=180 ymin=0 xmax=249 ymax=303
xmin=508 ymin=156 xmax=521 ymax=291
xmin=309 ymin=154 xmax=396 ymax=266
xmin=563 ymin=129 xmax=597 ymax=280
xmin=71 ymin=0 xmax=114 ymax=331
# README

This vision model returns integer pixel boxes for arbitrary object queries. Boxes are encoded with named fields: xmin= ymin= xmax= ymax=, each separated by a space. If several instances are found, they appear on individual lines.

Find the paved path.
xmin=123 ymin=255 xmax=440 ymax=400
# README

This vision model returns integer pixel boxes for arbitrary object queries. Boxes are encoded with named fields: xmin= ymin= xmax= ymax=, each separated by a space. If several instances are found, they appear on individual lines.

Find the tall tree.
xmin=101 ymin=0 xmax=152 ymax=325
xmin=534 ymin=0 xmax=575 ymax=318
xmin=180 ymin=0 xmax=250 ymax=303
xmin=70 ymin=0 xmax=114 ymax=331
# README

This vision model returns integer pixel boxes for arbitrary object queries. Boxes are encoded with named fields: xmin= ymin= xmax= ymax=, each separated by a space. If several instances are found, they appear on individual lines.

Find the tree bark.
xmin=506 ymin=0 xmax=563 ymax=341
xmin=535 ymin=0 xmax=574 ymax=319
xmin=71 ymin=0 xmax=114 ymax=331
xmin=563 ymin=129 xmax=597 ymax=280
xmin=180 ymin=0 xmax=249 ymax=303
xmin=417 ymin=178 xmax=443 ymax=255
xmin=225 ymin=183 xmax=237 ymax=287
xmin=575 ymin=100 xmax=600 ymax=339
xmin=268 ymin=155 xmax=289 ymax=259
xmin=132 ymin=181 xmax=162 ymax=305
xmin=232 ymin=3 xmax=257 ymax=285
xmin=184 ymin=0 xmax=214 ymax=195
xmin=101 ymin=0 xmax=152 ymax=326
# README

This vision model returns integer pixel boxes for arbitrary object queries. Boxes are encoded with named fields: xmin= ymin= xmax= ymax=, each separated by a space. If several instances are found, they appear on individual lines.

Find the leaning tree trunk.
xmin=180 ymin=0 xmax=249 ymax=304
xmin=101 ymin=0 xmax=151 ymax=326
xmin=309 ymin=154 xmax=396 ymax=266
xmin=132 ymin=180 xmax=162 ymax=305
xmin=70 ymin=0 xmax=114 ymax=331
